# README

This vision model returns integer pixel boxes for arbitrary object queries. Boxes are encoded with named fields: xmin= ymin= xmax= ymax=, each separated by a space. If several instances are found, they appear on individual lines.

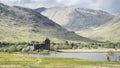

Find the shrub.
xmin=106 ymin=51 xmax=114 ymax=61
xmin=8 ymin=45 xmax=17 ymax=53
xmin=16 ymin=45 xmax=26 ymax=51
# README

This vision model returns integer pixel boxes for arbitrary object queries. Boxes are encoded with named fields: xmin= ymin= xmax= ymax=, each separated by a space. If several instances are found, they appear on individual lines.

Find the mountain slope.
xmin=83 ymin=15 xmax=120 ymax=42
xmin=0 ymin=3 xmax=94 ymax=42
xmin=38 ymin=7 xmax=114 ymax=31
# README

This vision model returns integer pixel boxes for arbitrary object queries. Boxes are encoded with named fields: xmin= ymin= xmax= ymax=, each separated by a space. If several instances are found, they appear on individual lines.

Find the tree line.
xmin=0 ymin=41 xmax=120 ymax=53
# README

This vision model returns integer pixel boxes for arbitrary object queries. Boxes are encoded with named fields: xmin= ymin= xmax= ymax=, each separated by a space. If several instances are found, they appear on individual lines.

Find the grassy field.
xmin=0 ymin=53 xmax=120 ymax=68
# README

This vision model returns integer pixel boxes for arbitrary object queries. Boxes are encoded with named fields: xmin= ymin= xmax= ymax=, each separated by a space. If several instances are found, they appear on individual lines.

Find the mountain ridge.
xmin=0 ymin=3 xmax=94 ymax=42
xmin=37 ymin=7 xmax=114 ymax=31
xmin=35 ymin=7 xmax=120 ymax=42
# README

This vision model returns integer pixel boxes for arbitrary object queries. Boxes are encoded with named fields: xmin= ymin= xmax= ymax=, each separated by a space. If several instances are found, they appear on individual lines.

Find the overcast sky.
xmin=0 ymin=0 xmax=120 ymax=13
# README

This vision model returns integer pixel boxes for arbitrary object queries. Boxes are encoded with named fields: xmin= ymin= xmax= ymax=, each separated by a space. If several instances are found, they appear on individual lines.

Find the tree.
xmin=22 ymin=46 xmax=31 ymax=53
xmin=106 ymin=51 xmax=114 ymax=61
xmin=71 ymin=43 xmax=74 ymax=48
xmin=51 ymin=42 xmax=56 ymax=46
xmin=8 ymin=45 xmax=17 ymax=53
xmin=65 ymin=41 xmax=69 ymax=46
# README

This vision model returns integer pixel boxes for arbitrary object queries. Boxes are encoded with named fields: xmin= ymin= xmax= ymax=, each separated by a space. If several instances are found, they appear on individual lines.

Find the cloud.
xmin=97 ymin=0 xmax=120 ymax=13
xmin=0 ymin=0 xmax=120 ymax=13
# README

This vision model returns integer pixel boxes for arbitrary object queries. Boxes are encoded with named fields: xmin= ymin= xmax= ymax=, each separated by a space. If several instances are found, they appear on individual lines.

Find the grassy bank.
xmin=0 ymin=53 xmax=120 ymax=68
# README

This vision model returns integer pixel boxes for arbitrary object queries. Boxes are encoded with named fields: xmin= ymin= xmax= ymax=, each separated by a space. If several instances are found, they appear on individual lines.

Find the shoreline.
xmin=58 ymin=49 xmax=120 ymax=53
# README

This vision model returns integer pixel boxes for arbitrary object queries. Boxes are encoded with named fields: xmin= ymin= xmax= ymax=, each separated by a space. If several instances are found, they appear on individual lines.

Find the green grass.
xmin=0 ymin=53 xmax=120 ymax=68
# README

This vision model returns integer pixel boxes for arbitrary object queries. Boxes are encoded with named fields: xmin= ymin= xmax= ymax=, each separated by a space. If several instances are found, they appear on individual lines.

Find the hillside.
xmin=37 ymin=7 xmax=114 ymax=31
xmin=80 ymin=15 xmax=120 ymax=42
xmin=0 ymin=3 xmax=94 ymax=42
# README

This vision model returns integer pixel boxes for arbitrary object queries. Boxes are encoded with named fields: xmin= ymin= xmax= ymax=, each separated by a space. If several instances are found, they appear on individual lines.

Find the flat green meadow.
xmin=0 ymin=53 xmax=120 ymax=68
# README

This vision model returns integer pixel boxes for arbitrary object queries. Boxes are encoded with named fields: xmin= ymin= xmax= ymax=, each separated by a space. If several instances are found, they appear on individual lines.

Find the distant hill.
xmin=0 ymin=3 xmax=94 ymax=42
xmin=37 ymin=7 xmax=114 ymax=31
xmin=34 ymin=7 xmax=46 ymax=13
xmin=35 ymin=7 xmax=120 ymax=42
xmin=84 ymin=15 xmax=120 ymax=42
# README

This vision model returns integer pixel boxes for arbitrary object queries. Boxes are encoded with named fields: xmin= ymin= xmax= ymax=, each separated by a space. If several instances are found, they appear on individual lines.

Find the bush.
xmin=22 ymin=47 xmax=29 ymax=52
xmin=0 ymin=48 xmax=4 ymax=52
xmin=106 ymin=51 xmax=114 ymax=61
xmin=16 ymin=45 xmax=26 ymax=51
xmin=8 ymin=45 xmax=17 ymax=53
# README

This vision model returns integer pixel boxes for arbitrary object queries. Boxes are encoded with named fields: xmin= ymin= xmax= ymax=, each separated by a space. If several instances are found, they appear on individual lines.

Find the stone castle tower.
xmin=44 ymin=38 xmax=50 ymax=50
